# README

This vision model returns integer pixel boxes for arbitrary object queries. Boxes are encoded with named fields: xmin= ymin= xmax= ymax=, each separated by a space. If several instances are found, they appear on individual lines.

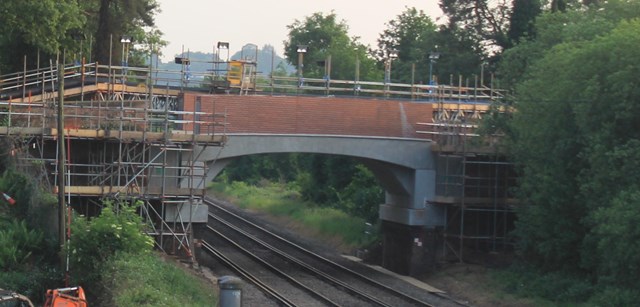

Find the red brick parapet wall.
xmin=182 ymin=93 xmax=433 ymax=139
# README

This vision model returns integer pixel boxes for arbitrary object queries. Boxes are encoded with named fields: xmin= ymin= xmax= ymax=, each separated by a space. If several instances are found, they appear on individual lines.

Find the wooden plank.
xmin=53 ymin=185 xmax=205 ymax=197
xmin=0 ymin=127 xmax=51 ymax=135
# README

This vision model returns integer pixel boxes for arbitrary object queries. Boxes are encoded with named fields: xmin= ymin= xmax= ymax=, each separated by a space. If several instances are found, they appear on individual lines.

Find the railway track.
xmin=200 ymin=197 xmax=464 ymax=307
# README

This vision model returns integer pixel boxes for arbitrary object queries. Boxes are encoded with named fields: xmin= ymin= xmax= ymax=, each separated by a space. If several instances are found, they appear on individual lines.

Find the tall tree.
xmin=507 ymin=0 xmax=542 ymax=44
xmin=284 ymin=12 xmax=379 ymax=81
xmin=439 ymin=0 xmax=513 ymax=52
xmin=509 ymin=7 xmax=640 ymax=293
xmin=0 ymin=0 xmax=84 ymax=72
xmin=376 ymin=8 xmax=438 ymax=84
xmin=498 ymin=0 xmax=640 ymax=88
xmin=377 ymin=7 xmax=483 ymax=85
xmin=91 ymin=0 xmax=160 ymax=64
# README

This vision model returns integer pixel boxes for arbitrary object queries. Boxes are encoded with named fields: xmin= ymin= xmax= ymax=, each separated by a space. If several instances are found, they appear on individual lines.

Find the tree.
xmin=284 ymin=12 xmax=379 ymax=81
xmin=376 ymin=8 xmax=438 ymax=84
xmin=376 ymin=7 xmax=484 ymax=85
xmin=507 ymin=0 xmax=542 ymax=44
xmin=87 ymin=0 xmax=161 ymax=64
xmin=68 ymin=199 xmax=153 ymax=285
xmin=439 ymin=0 xmax=513 ymax=52
xmin=498 ymin=0 xmax=640 ymax=88
xmin=0 ymin=0 xmax=164 ymax=73
xmin=0 ymin=0 xmax=84 ymax=72
xmin=509 ymin=14 xmax=640 ymax=294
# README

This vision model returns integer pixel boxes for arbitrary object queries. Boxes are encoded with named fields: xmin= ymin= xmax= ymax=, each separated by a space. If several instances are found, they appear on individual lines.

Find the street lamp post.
xmin=120 ymin=35 xmax=132 ymax=79
xmin=480 ymin=61 xmax=488 ymax=87
xmin=428 ymin=51 xmax=440 ymax=85
xmin=216 ymin=42 xmax=230 ymax=80
xmin=354 ymin=47 xmax=360 ymax=95
xmin=384 ymin=49 xmax=398 ymax=96
xmin=297 ymin=45 xmax=307 ymax=90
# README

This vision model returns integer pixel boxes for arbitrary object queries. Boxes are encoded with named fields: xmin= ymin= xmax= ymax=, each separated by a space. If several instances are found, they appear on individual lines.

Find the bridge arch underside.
xmin=194 ymin=134 xmax=444 ymax=228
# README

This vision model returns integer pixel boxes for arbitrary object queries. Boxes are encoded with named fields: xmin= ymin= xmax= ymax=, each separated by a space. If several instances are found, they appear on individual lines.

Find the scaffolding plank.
xmin=53 ymin=185 xmax=205 ymax=197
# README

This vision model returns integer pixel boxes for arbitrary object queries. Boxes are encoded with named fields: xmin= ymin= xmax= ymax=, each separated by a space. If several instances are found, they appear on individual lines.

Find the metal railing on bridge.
xmin=0 ymin=62 xmax=506 ymax=103
xmin=264 ymin=75 xmax=506 ymax=104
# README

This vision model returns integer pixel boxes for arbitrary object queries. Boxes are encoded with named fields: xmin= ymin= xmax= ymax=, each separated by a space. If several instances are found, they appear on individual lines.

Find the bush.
xmin=496 ymin=263 xmax=592 ymax=302
xmin=0 ymin=220 xmax=44 ymax=270
xmin=0 ymin=266 xmax=60 ymax=303
xmin=98 ymin=252 xmax=215 ymax=306
xmin=67 ymin=199 xmax=154 ymax=285
xmin=589 ymin=287 xmax=640 ymax=307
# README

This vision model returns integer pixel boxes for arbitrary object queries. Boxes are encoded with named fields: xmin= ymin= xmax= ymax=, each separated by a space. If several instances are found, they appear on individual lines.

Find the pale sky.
xmin=155 ymin=1 xmax=442 ymax=61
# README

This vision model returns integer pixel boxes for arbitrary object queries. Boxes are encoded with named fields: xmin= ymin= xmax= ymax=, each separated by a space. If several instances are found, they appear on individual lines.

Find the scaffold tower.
xmin=0 ymin=60 xmax=227 ymax=260
xmin=416 ymin=77 xmax=516 ymax=263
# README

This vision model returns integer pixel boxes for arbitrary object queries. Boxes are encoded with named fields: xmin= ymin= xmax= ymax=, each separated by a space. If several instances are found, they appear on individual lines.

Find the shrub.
xmin=67 ymin=199 xmax=154 ymax=285
xmin=497 ymin=263 xmax=593 ymax=303
xmin=589 ymin=287 xmax=640 ymax=307
xmin=99 ymin=252 xmax=215 ymax=307
xmin=0 ymin=220 xmax=44 ymax=270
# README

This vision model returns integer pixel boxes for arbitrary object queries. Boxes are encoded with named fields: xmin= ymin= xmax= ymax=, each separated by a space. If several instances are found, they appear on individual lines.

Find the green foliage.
xmin=0 ymin=169 xmax=57 ymax=244
xmin=67 ymin=199 xmax=154 ymax=285
xmin=339 ymin=165 xmax=383 ymax=223
xmin=507 ymin=7 xmax=640 ymax=301
xmin=0 ymin=164 xmax=61 ymax=302
xmin=297 ymin=155 xmax=359 ymax=205
xmin=91 ymin=0 xmax=161 ymax=64
xmin=223 ymin=154 xmax=299 ymax=184
xmin=98 ymin=252 xmax=214 ymax=307
xmin=507 ymin=0 xmax=542 ymax=44
xmin=210 ymin=181 xmax=377 ymax=247
xmin=496 ymin=263 xmax=593 ymax=303
xmin=0 ymin=267 xmax=60 ymax=302
xmin=439 ymin=0 xmax=513 ymax=51
xmin=220 ymin=154 xmax=383 ymax=223
xmin=499 ymin=0 xmax=640 ymax=89
xmin=0 ymin=0 xmax=164 ymax=72
xmin=284 ymin=12 xmax=380 ymax=81
xmin=0 ymin=220 xmax=44 ymax=270
xmin=376 ymin=8 xmax=438 ymax=84
xmin=0 ymin=0 xmax=84 ymax=72
xmin=0 ymin=170 xmax=36 ymax=220
xmin=377 ymin=7 xmax=485 ymax=85
xmin=591 ymin=190 xmax=640 ymax=289
xmin=588 ymin=287 xmax=640 ymax=307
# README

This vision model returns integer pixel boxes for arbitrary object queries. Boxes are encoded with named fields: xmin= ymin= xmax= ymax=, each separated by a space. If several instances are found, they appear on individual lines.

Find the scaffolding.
xmin=417 ymin=80 xmax=516 ymax=264
xmin=0 ymin=62 xmax=227 ymax=260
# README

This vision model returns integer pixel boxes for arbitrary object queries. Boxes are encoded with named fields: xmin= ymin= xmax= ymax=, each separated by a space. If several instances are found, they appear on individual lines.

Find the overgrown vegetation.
xmin=222 ymin=154 xmax=384 ymax=223
xmin=66 ymin=199 xmax=155 ymax=288
xmin=98 ymin=252 xmax=215 ymax=306
xmin=66 ymin=199 xmax=216 ymax=305
xmin=0 ymin=152 xmax=214 ymax=305
xmin=0 ymin=167 xmax=60 ymax=302
xmin=497 ymin=1 xmax=640 ymax=304
xmin=0 ymin=152 xmax=213 ymax=298
xmin=210 ymin=180 xmax=377 ymax=248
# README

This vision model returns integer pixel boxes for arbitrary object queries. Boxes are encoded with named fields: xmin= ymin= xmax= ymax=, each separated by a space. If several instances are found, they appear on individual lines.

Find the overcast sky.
xmin=154 ymin=0 xmax=442 ymax=61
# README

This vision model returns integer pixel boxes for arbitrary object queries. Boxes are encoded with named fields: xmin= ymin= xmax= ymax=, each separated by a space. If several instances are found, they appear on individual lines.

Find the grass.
xmin=101 ymin=252 xmax=215 ymax=307
xmin=208 ymin=180 xmax=375 ymax=249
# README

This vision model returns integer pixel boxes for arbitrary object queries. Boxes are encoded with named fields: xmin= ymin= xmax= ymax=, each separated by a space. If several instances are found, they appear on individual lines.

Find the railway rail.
xmin=201 ymin=197 xmax=464 ymax=307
